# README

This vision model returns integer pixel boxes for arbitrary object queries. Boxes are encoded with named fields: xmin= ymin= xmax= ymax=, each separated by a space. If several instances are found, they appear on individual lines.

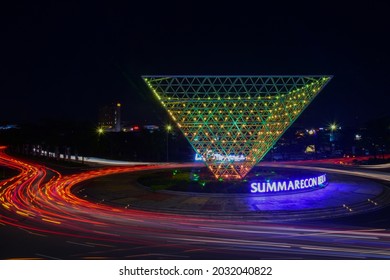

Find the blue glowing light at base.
xmin=250 ymin=174 xmax=327 ymax=194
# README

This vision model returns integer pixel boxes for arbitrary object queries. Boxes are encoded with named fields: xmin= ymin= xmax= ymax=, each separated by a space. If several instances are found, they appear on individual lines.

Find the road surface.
xmin=1 ymin=147 xmax=389 ymax=259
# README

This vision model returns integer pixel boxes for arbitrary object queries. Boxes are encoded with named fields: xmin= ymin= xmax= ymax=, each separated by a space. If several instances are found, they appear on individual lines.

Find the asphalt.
xmin=77 ymin=167 xmax=390 ymax=222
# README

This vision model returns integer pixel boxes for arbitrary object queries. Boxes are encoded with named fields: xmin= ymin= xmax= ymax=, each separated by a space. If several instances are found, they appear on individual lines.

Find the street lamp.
xmin=96 ymin=127 xmax=105 ymax=157
xmin=97 ymin=127 xmax=105 ymax=135
xmin=328 ymin=122 xmax=338 ymax=149
xmin=329 ymin=123 xmax=337 ymax=131
xmin=166 ymin=124 xmax=172 ymax=162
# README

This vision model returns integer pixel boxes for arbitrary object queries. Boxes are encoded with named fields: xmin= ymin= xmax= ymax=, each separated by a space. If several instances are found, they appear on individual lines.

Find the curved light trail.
xmin=260 ymin=163 xmax=390 ymax=182
xmin=0 ymin=146 xmax=389 ymax=259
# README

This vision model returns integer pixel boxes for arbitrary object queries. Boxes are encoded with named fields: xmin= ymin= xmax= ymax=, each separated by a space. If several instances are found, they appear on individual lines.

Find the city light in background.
xmin=0 ymin=1 xmax=389 ymax=276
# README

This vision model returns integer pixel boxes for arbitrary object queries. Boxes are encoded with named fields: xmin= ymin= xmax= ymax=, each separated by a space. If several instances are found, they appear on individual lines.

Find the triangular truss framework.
xmin=143 ymin=76 xmax=332 ymax=180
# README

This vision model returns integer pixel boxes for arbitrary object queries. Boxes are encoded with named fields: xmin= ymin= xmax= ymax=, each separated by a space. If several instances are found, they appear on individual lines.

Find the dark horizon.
xmin=2 ymin=1 xmax=389 ymax=127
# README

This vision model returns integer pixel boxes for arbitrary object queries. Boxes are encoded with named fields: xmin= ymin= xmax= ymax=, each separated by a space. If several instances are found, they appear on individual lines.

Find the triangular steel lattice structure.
xmin=143 ymin=76 xmax=332 ymax=180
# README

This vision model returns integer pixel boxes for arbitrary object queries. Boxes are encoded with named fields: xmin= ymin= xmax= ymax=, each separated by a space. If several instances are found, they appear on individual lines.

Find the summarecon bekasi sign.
xmin=250 ymin=174 xmax=327 ymax=193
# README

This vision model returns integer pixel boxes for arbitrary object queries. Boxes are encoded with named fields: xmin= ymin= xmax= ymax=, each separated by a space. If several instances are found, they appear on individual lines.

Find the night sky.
xmin=2 ymin=1 xmax=389 ymax=127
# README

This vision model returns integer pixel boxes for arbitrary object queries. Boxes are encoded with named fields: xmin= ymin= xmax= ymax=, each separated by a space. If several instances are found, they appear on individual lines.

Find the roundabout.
xmin=78 ymin=164 xmax=390 ymax=221
xmin=1 ymin=147 xmax=390 ymax=259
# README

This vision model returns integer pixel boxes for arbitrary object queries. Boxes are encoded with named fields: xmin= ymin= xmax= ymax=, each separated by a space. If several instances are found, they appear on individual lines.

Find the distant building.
xmin=98 ymin=103 xmax=121 ymax=132
xmin=0 ymin=124 xmax=18 ymax=130
xmin=121 ymin=124 xmax=141 ymax=132
xmin=121 ymin=124 xmax=160 ymax=133
xmin=143 ymin=125 xmax=160 ymax=132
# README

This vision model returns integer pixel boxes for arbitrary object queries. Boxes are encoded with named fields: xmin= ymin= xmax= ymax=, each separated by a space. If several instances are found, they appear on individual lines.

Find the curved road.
xmin=0 ymin=146 xmax=389 ymax=259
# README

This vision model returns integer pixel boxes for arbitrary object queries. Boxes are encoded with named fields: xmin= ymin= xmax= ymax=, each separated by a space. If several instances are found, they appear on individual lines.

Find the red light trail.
xmin=1 ymin=146 xmax=390 ymax=259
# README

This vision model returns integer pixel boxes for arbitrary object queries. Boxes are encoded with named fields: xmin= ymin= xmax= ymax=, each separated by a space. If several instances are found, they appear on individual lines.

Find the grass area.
xmin=138 ymin=167 xmax=322 ymax=193
xmin=138 ymin=168 xmax=236 ymax=192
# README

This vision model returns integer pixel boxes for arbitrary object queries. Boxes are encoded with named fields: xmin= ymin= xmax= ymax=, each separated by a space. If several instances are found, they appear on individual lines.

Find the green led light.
xmin=143 ymin=75 xmax=332 ymax=180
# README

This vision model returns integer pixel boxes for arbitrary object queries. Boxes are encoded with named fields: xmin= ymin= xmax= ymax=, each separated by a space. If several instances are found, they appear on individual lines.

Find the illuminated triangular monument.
xmin=143 ymin=76 xmax=332 ymax=180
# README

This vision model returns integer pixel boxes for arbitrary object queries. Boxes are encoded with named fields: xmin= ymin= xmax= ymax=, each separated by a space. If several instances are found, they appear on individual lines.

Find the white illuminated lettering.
xmin=259 ymin=183 xmax=266 ymax=192
xmin=318 ymin=175 xmax=326 ymax=185
xmin=195 ymin=153 xmax=246 ymax=162
xmin=250 ymin=174 xmax=327 ymax=193
xmin=277 ymin=181 xmax=287 ymax=191
xmin=267 ymin=182 xmax=277 ymax=192
xmin=250 ymin=182 xmax=258 ymax=193
xmin=195 ymin=154 xmax=203 ymax=161
xmin=294 ymin=180 xmax=300 ymax=189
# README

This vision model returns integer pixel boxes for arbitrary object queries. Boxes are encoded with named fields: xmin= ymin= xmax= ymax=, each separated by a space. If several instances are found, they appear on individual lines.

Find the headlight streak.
xmin=0 ymin=146 xmax=390 ymax=259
